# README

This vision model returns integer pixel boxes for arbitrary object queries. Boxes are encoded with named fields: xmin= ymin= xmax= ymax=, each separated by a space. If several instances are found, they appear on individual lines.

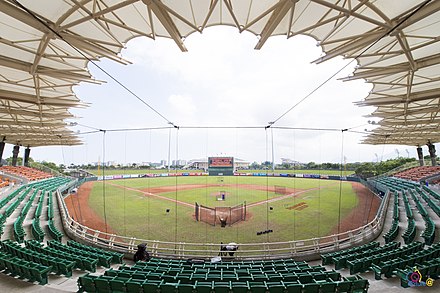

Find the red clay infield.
xmin=66 ymin=180 xmax=380 ymax=239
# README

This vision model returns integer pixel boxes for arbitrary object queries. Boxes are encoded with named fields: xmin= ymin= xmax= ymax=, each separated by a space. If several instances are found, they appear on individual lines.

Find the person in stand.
xmin=219 ymin=217 xmax=228 ymax=228
xmin=225 ymin=242 xmax=239 ymax=257
xmin=133 ymin=243 xmax=150 ymax=262
xmin=218 ymin=242 xmax=227 ymax=256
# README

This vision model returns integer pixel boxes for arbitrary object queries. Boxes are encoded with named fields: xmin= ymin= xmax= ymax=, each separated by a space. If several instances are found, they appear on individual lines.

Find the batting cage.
xmin=195 ymin=202 xmax=246 ymax=226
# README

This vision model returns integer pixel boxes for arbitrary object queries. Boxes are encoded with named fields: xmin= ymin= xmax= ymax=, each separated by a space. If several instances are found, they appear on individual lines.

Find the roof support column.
xmin=427 ymin=142 xmax=437 ymax=166
xmin=24 ymin=147 xmax=31 ymax=167
xmin=0 ymin=140 xmax=5 ymax=166
xmin=12 ymin=145 xmax=20 ymax=166
xmin=416 ymin=146 xmax=424 ymax=166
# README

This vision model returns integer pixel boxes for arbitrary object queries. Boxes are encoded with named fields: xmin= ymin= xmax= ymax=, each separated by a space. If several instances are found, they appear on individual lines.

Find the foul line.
xmin=106 ymin=182 xmax=194 ymax=208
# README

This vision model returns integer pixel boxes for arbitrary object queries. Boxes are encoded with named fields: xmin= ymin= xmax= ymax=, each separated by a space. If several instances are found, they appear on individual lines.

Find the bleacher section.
xmin=78 ymin=258 xmax=369 ymax=293
xmin=0 ymin=166 xmax=52 ymax=181
xmin=3 ymin=172 xmax=440 ymax=292
xmin=0 ymin=177 xmax=125 ymax=289
xmin=358 ymin=176 xmax=440 ymax=288
xmin=393 ymin=166 xmax=440 ymax=182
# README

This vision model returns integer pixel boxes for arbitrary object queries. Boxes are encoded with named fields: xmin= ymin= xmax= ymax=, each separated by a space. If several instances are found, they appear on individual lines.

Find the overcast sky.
xmin=3 ymin=27 xmax=436 ymax=166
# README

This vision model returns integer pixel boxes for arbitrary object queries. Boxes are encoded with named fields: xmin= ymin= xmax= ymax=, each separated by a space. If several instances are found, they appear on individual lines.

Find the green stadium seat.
xmin=265 ymin=281 xmax=286 ymax=293
xmin=94 ymin=275 xmax=113 ymax=292
xmin=316 ymin=279 xmax=337 ymax=293
xmin=248 ymin=281 xmax=268 ymax=293
xmin=282 ymin=280 xmax=302 ymax=293
xmin=213 ymin=281 xmax=231 ymax=293
xmin=125 ymin=278 xmax=144 ymax=293
xmin=335 ymin=280 xmax=351 ymax=293
xmin=342 ymin=275 xmax=369 ymax=293
xmin=303 ymin=281 xmax=320 ymax=293
xmin=194 ymin=280 xmax=213 ymax=293
xmin=110 ymin=276 xmax=131 ymax=292
xmin=142 ymin=279 xmax=163 ymax=292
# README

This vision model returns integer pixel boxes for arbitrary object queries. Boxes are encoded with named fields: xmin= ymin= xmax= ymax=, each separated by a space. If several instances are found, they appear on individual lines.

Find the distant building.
xmin=172 ymin=160 xmax=187 ymax=166
xmin=280 ymin=158 xmax=304 ymax=168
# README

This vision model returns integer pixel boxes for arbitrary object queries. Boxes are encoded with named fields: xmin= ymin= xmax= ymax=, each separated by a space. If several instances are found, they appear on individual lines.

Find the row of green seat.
xmin=401 ymin=191 xmax=413 ymax=219
xmin=0 ymin=250 xmax=51 ymax=285
xmin=13 ymin=189 xmax=40 ymax=242
xmin=0 ymin=186 xmax=27 ymax=235
xmin=320 ymin=242 xmax=379 ymax=265
xmin=423 ymin=186 xmax=440 ymax=200
xmin=67 ymin=239 xmax=124 ymax=264
xmin=47 ymin=219 xmax=63 ymax=241
xmin=383 ymin=194 xmax=399 ymax=243
xmin=48 ymin=239 xmax=112 ymax=267
xmin=418 ymin=188 xmax=440 ymax=217
xmin=402 ymin=218 xmax=416 ymax=244
xmin=3 ymin=186 xmax=31 ymax=222
xmin=409 ymin=190 xmax=436 ymax=245
xmin=26 ymin=239 xmax=98 ymax=272
xmin=129 ymin=263 xmax=325 ymax=276
xmin=47 ymin=191 xmax=63 ymax=241
xmin=371 ymin=242 xmax=440 ymax=280
xmin=31 ymin=191 xmax=46 ymax=241
xmin=347 ymin=241 xmax=424 ymax=275
xmin=0 ymin=185 xmax=26 ymax=209
xmin=78 ymin=273 xmax=369 ymax=293
xmin=136 ymin=258 xmax=315 ymax=273
xmin=1 ymin=239 xmax=75 ymax=277
xmin=332 ymin=242 xmax=400 ymax=270
xmin=106 ymin=267 xmax=338 ymax=284
xmin=31 ymin=218 xmax=45 ymax=242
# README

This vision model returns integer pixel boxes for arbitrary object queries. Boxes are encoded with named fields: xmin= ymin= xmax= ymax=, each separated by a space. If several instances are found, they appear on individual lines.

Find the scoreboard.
xmin=208 ymin=157 xmax=234 ymax=176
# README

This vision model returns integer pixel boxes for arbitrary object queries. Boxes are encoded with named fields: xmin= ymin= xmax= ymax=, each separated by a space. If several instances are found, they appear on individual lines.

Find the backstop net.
xmin=195 ymin=202 xmax=246 ymax=226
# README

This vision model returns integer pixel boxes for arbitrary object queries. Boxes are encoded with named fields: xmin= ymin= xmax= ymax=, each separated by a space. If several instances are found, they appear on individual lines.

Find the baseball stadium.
xmin=1 ymin=1 xmax=440 ymax=293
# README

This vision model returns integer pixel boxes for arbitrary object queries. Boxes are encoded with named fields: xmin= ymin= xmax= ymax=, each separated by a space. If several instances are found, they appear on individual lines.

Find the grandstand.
xmin=1 ymin=1 xmax=440 ymax=293
xmin=0 ymin=166 xmax=53 ymax=182
xmin=393 ymin=166 xmax=440 ymax=183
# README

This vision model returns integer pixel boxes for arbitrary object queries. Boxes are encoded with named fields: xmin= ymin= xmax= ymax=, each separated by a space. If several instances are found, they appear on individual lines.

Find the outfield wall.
xmin=57 ymin=179 xmax=389 ymax=260
xmin=94 ymin=172 xmax=360 ymax=182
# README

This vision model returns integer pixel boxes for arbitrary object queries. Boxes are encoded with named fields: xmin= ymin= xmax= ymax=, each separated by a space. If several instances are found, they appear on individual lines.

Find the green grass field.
xmin=87 ymin=176 xmax=359 ymax=244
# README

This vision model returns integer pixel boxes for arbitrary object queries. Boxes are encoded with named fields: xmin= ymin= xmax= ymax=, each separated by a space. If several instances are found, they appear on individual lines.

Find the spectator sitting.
xmin=133 ymin=243 xmax=150 ymax=262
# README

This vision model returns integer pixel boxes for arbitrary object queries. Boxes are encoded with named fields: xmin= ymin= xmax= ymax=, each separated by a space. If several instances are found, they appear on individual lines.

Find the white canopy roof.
xmin=1 ymin=0 xmax=439 ymax=147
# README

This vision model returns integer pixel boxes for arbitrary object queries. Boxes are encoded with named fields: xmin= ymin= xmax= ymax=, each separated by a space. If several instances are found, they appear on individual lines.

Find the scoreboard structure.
xmin=208 ymin=157 xmax=234 ymax=176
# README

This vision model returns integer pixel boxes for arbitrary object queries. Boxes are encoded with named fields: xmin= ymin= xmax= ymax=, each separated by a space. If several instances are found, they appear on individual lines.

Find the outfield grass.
xmin=87 ymin=176 xmax=359 ymax=244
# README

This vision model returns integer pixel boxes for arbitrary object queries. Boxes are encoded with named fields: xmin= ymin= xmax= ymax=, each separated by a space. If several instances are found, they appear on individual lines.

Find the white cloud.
xmin=26 ymin=26 xmax=423 ymax=165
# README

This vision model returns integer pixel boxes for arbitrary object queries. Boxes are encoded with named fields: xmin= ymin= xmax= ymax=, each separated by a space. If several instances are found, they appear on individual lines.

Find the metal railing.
xmin=56 ymin=184 xmax=390 ymax=260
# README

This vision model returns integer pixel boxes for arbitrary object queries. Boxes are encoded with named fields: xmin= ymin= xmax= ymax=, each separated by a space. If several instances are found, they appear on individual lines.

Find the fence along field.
xmin=70 ymin=176 xmax=376 ymax=245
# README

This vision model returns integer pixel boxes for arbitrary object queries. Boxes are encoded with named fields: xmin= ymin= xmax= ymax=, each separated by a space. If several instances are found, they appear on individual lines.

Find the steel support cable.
xmin=174 ymin=128 xmax=179 ymax=245
xmin=266 ymin=0 xmax=433 ymax=128
xmin=337 ymin=130 xmax=346 ymax=236
xmin=102 ymin=130 xmax=108 ymax=234
xmin=13 ymin=0 xmax=178 ymax=128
